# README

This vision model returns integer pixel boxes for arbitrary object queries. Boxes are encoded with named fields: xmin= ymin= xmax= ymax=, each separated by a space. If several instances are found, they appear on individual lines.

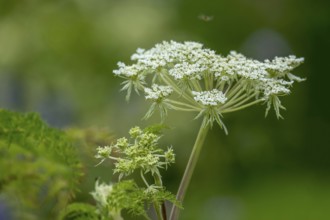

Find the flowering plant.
xmin=93 ymin=126 xmax=179 ymax=220
xmin=114 ymin=41 xmax=304 ymax=133
xmin=91 ymin=41 xmax=304 ymax=220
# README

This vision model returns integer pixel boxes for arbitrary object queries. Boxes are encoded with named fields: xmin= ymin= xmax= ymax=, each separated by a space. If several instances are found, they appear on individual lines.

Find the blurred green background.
xmin=1 ymin=0 xmax=330 ymax=219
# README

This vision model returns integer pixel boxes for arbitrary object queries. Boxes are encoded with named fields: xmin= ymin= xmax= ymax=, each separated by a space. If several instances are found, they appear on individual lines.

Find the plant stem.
xmin=154 ymin=172 xmax=166 ymax=220
xmin=154 ymin=202 xmax=163 ymax=220
xmin=169 ymin=121 xmax=210 ymax=220
xmin=161 ymin=203 xmax=167 ymax=220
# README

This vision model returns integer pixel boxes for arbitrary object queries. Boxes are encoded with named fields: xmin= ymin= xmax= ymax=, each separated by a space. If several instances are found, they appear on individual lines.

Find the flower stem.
xmin=154 ymin=172 xmax=167 ymax=220
xmin=154 ymin=202 xmax=163 ymax=220
xmin=169 ymin=121 xmax=210 ymax=220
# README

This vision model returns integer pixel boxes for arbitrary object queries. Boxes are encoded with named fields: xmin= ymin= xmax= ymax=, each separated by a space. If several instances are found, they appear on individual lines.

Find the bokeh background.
xmin=1 ymin=0 xmax=330 ymax=219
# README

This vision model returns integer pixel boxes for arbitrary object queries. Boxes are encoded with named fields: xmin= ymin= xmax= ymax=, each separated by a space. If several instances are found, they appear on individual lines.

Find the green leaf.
xmin=143 ymin=123 xmax=170 ymax=135
xmin=59 ymin=203 xmax=98 ymax=220
xmin=107 ymin=180 xmax=149 ymax=219
xmin=0 ymin=109 xmax=82 ymax=219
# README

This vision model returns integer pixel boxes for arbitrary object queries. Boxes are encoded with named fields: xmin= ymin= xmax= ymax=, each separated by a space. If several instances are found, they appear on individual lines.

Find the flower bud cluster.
xmin=93 ymin=126 xmax=179 ymax=219
xmin=95 ymin=126 xmax=175 ymax=179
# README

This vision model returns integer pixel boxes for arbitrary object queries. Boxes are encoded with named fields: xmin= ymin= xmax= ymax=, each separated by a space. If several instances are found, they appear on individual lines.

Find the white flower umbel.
xmin=113 ymin=41 xmax=304 ymax=220
xmin=114 ymin=40 xmax=304 ymax=131
xmin=192 ymin=89 xmax=227 ymax=106
xmin=192 ymin=89 xmax=228 ymax=130
xmin=144 ymin=84 xmax=174 ymax=121
xmin=144 ymin=84 xmax=173 ymax=101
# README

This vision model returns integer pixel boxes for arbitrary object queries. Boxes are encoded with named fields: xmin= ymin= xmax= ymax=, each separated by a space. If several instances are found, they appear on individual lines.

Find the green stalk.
xmin=111 ymin=212 xmax=124 ymax=220
xmin=221 ymin=99 xmax=263 ymax=113
xmin=167 ymin=99 xmax=201 ymax=110
xmin=169 ymin=121 xmax=210 ymax=220
xmin=154 ymin=172 xmax=166 ymax=220
xmin=160 ymin=72 xmax=196 ymax=105
xmin=154 ymin=202 xmax=163 ymax=220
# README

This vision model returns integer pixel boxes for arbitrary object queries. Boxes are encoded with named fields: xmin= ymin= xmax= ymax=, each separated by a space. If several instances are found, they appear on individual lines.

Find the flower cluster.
xmin=95 ymin=126 xmax=175 ymax=180
xmin=144 ymin=84 xmax=173 ymax=101
xmin=192 ymin=89 xmax=227 ymax=106
xmin=113 ymin=41 xmax=304 ymax=133
xmin=94 ymin=126 xmax=179 ymax=219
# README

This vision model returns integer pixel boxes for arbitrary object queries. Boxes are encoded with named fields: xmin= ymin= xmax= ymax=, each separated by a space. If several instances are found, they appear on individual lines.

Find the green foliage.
xmin=90 ymin=179 xmax=181 ymax=220
xmin=107 ymin=180 xmax=181 ymax=219
xmin=142 ymin=124 xmax=170 ymax=136
xmin=59 ymin=203 xmax=98 ymax=220
xmin=104 ymin=180 xmax=148 ymax=219
xmin=0 ymin=109 xmax=82 ymax=219
xmin=94 ymin=126 xmax=180 ymax=220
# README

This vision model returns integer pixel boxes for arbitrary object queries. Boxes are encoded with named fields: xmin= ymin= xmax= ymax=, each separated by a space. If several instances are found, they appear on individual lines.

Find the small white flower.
xmin=168 ymin=62 xmax=205 ymax=80
xmin=192 ymin=89 xmax=227 ymax=106
xmin=113 ymin=63 xmax=143 ymax=77
xmin=144 ymin=84 xmax=173 ymax=101
xmin=262 ymin=79 xmax=292 ymax=98
xmin=91 ymin=180 xmax=113 ymax=207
